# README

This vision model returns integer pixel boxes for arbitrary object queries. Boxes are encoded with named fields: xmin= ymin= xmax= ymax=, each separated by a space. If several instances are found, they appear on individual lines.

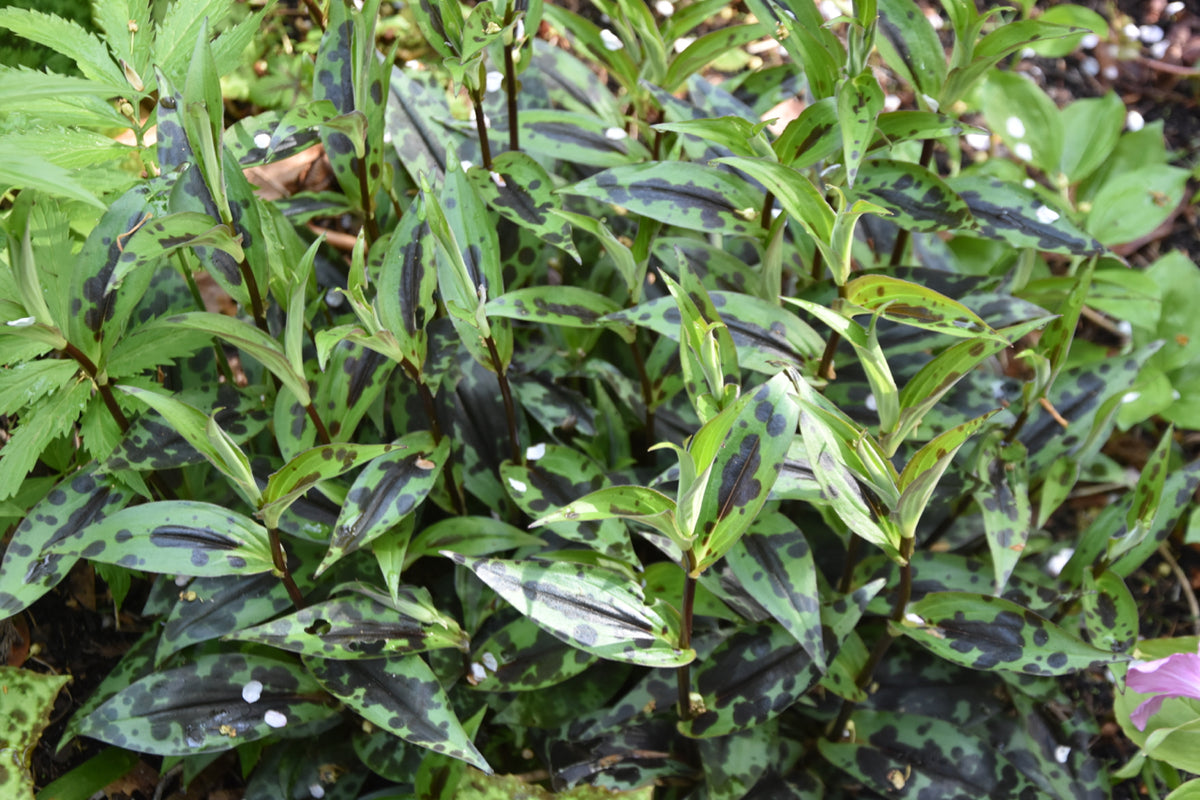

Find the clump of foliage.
xmin=1 ymin=0 xmax=1197 ymax=798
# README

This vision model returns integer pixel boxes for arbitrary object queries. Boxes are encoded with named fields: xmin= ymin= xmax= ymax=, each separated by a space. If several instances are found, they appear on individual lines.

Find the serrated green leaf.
xmin=0 ymin=377 xmax=91 ymax=501
xmin=305 ymin=653 xmax=491 ymax=771
xmin=446 ymin=553 xmax=694 ymax=667
xmin=900 ymin=592 xmax=1121 ymax=674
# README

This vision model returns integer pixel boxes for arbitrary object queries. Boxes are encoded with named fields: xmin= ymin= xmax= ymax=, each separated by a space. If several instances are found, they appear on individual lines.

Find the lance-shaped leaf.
xmin=445 ymin=553 xmax=694 ymax=667
xmin=157 ymin=559 xmax=320 ymax=665
xmin=41 ymin=501 xmax=275 ymax=577
xmin=726 ymin=513 xmax=824 ymax=668
xmin=838 ymin=69 xmax=884 ymax=188
xmin=659 ymin=265 xmax=740 ymax=418
xmin=875 ymin=0 xmax=947 ymax=100
xmin=103 ymin=213 xmax=243 ymax=298
xmin=899 ymin=592 xmax=1122 ymax=675
xmin=1081 ymin=569 xmax=1138 ymax=654
xmin=466 ymin=614 xmax=599 ymax=692
xmin=305 ymin=653 xmax=491 ymax=772
xmin=973 ymin=431 xmax=1032 ymax=594
xmin=467 ymin=152 xmax=579 ymax=262
xmin=1108 ymin=425 xmax=1173 ymax=565
xmin=319 ymin=434 xmax=448 ymax=574
xmin=882 ymin=317 xmax=1051 ymax=453
xmin=376 ymin=191 xmax=436 ymax=367
xmin=0 ymin=468 xmax=130 ymax=617
xmin=73 ymin=647 xmax=336 ymax=755
xmin=0 ymin=665 xmax=72 ymax=800
xmin=228 ymin=590 xmax=466 ymax=659
xmin=562 ymin=162 xmax=764 ymax=238
xmin=851 ymin=159 xmax=972 ymax=232
xmin=145 ymin=312 xmax=313 ymax=404
xmin=485 ymin=286 xmax=621 ymax=329
xmin=710 ymin=156 xmax=834 ymax=244
xmin=501 ymin=445 xmax=636 ymax=561
xmin=820 ymin=709 xmax=1046 ymax=799
xmin=530 ymin=485 xmax=682 ymax=549
xmin=260 ymin=442 xmax=399 ymax=530
xmin=893 ymin=411 xmax=997 ymax=542
xmin=692 ymin=373 xmax=800 ymax=574
xmin=679 ymin=580 xmax=880 ymax=738
xmin=843 ymin=274 xmax=997 ymax=339
xmin=406 ymin=516 xmax=545 ymax=566
xmin=947 ymin=175 xmax=1103 ymax=255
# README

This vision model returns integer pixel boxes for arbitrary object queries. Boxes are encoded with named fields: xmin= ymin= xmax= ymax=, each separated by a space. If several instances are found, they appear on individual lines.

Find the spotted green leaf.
xmin=773 ymin=97 xmax=839 ymax=169
xmin=446 ymin=553 xmax=694 ymax=668
xmin=1108 ymin=425 xmax=1173 ymax=565
xmin=520 ymin=110 xmax=647 ymax=169
xmin=692 ymin=374 xmax=800 ymax=574
xmin=894 ymin=411 xmax=997 ymax=540
xmin=260 ymin=442 xmax=399 ymax=530
xmin=385 ymin=68 xmax=454 ymax=183
xmin=562 ymin=162 xmax=764 ymax=238
xmin=851 ymin=159 xmax=971 ymax=232
xmin=709 ymin=156 xmax=834 ymax=244
xmin=74 ymin=646 xmax=336 ymax=755
xmin=486 ymin=286 xmax=621 ymax=329
xmin=838 ymin=69 xmax=884 ymax=188
xmin=820 ymin=709 xmax=1046 ymax=798
xmin=41 ymin=500 xmax=274 ymax=577
xmin=305 ymin=653 xmax=491 ymax=771
xmin=605 ymin=291 xmax=822 ymax=375
xmin=318 ymin=434 xmax=448 ymax=574
xmin=652 ymin=116 xmax=773 ymax=160
xmin=376 ymin=191 xmax=436 ymax=367
xmin=844 ymin=274 xmax=997 ymax=339
xmin=229 ymin=590 xmax=467 ymax=659
xmin=0 ymin=467 xmax=131 ymax=617
xmin=158 ymin=558 xmax=321 ymax=665
xmin=0 ymin=666 xmax=71 ymax=800
xmin=1081 ymin=569 xmax=1137 ymax=654
xmin=967 ymin=431 xmax=1030 ymax=595
xmin=501 ymin=445 xmax=635 ymax=561
xmin=467 ymin=152 xmax=579 ymax=262
xmin=947 ymin=175 xmax=1103 ymax=255
xmin=529 ymin=484 xmax=682 ymax=550
xmin=145 ymin=312 xmax=312 ymax=404
xmin=900 ymin=592 xmax=1121 ymax=675
xmin=406 ymin=516 xmax=545 ymax=566
xmin=679 ymin=580 xmax=879 ymax=738
xmin=725 ymin=512 xmax=824 ymax=668
xmin=875 ymin=0 xmax=947 ymax=101
xmin=466 ymin=613 xmax=598 ymax=692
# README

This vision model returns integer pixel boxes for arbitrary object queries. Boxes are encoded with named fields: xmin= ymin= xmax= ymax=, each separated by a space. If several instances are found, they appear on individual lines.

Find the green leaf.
xmin=980 ymin=69 xmax=1064 ymax=176
xmin=0 ymin=469 xmax=131 ymax=617
xmin=1060 ymin=93 xmax=1124 ymax=183
xmin=305 ymin=653 xmax=491 ymax=771
xmin=406 ymin=516 xmax=544 ymax=565
xmin=1080 ymin=569 xmax=1137 ymax=654
xmin=973 ymin=432 xmax=1032 ymax=593
xmin=947 ymin=175 xmax=1103 ymax=255
xmin=1086 ymin=164 xmax=1189 ymax=247
xmin=466 ymin=152 xmax=579 ymax=262
xmin=562 ymin=162 xmax=764 ymax=238
xmin=820 ymin=709 xmax=1046 ymax=798
xmin=1108 ymin=425 xmax=1173 ymax=564
xmin=42 ymin=501 xmax=275 ymax=577
xmin=837 ymin=69 xmax=884 ymax=188
xmin=0 ymin=143 xmax=106 ymax=209
xmin=486 ymin=286 xmax=621 ymax=329
xmin=709 ymin=156 xmax=834 ymax=243
xmin=520 ymin=110 xmax=649 ymax=169
xmin=260 ymin=441 xmax=400 ymax=530
xmin=850 ymin=159 xmax=972 ymax=232
xmin=725 ymin=512 xmax=824 ymax=667
xmin=845 ymin=274 xmax=996 ymax=338
xmin=693 ymin=374 xmax=800 ymax=573
xmin=664 ymin=25 xmax=762 ymax=92
xmin=875 ymin=0 xmax=947 ymax=101
xmin=652 ymin=116 xmax=773 ymax=160
xmin=445 ymin=553 xmax=694 ymax=667
xmin=33 ymin=746 xmax=140 ymax=800
xmin=0 ymin=378 xmax=90 ymax=501
xmin=73 ymin=647 xmax=335 ymax=755
xmin=145 ymin=312 xmax=312 ymax=404
xmin=894 ymin=411 xmax=996 ymax=541
xmin=375 ymin=191 xmax=435 ymax=366
xmin=229 ymin=590 xmax=467 ymax=659
xmin=899 ymin=592 xmax=1121 ymax=674
xmin=743 ymin=0 xmax=841 ymax=97
xmin=0 ymin=667 xmax=72 ymax=800
xmin=529 ymin=485 xmax=681 ymax=547
xmin=465 ymin=613 xmax=598 ymax=692
xmin=318 ymin=434 xmax=448 ymax=574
